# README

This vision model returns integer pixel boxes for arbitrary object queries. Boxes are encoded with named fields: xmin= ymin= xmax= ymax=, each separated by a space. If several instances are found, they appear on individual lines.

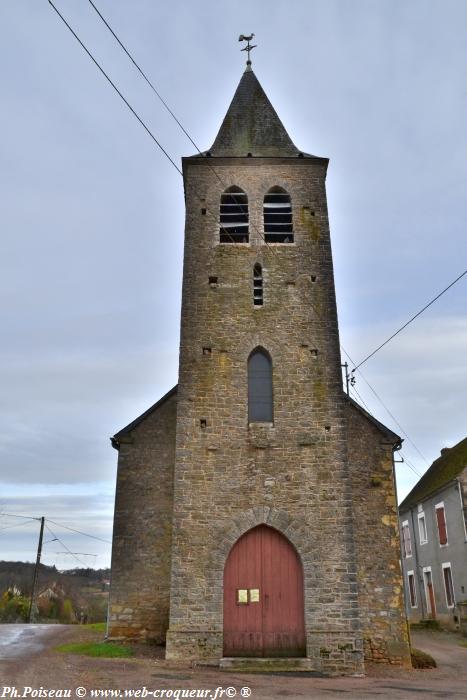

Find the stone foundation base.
xmin=166 ymin=630 xmax=223 ymax=662
xmin=107 ymin=622 xmax=166 ymax=644
xmin=166 ymin=628 xmax=365 ymax=675
xmin=363 ymin=636 xmax=412 ymax=666
xmin=306 ymin=631 xmax=365 ymax=675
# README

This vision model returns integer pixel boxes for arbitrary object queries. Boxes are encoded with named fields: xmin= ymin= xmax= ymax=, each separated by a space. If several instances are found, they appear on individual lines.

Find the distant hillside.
xmin=0 ymin=561 xmax=110 ymax=623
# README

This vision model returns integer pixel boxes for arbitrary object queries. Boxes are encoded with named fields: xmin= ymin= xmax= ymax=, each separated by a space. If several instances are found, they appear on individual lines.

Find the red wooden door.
xmin=223 ymin=525 xmax=306 ymax=657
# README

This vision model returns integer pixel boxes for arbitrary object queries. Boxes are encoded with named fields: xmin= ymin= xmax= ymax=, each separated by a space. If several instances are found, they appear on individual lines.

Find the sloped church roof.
xmin=111 ymin=387 xmax=400 ymax=449
xmin=200 ymin=67 xmax=316 ymax=158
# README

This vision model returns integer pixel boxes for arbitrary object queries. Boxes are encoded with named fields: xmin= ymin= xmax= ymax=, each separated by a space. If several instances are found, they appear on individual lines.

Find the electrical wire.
xmin=48 ymin=1 xmax=182 ymax=175
xmin=348 ymin=387 xmax=424 ymax=479
xmin=45 ymin=524 xmax=88 ymax=568
xmin=85 ymin=0 xmax=281 ymax=253
xmin=340 ymin=343 xmax=429 ymax=467
xmin=86 ymin=0 xmax=200 ymax=155
xmin=399 ymin=452 xmax=423 ymax=478
xmin=353 ymin=269 xmax=467 ymax=371
xmin=46 ymin=518 xmax=112 ymax=545
xmin=53 ymin=0 xmax=282 ymax=254
xmin=0 ymin=519 xmax=37 ymax=533
xmin=0 ymin=513 xmax=111 ymax=545
xmin=49 ymin=1 xmax=249 ymax=247
xmin=0 ymin=512 xmax=41 ymax=520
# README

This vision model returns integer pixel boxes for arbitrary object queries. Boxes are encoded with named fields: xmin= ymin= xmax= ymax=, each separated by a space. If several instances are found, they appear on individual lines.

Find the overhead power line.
xmin=46 ymin=518 xmax=112 ymax=545
xmin=49 ymin=1 xmax=246 ymax=246
xmin=340 ymin=343 xmax=429 ymax=467
xmin=1 ymin=513 xmax=111 ymax=545
xmin=45 ymin=524 xmax=88 ymax=568
xmin=0 ymin=519 xmax=37 ymax=533
xmin=399 ymin=452 xmax=423 ymax=479
xmin=354 ymin=269 xmax=467 ymax=371
xmin=52 ymin=0 xmax=281 ymax=254
xmin=349 ymin=384 xmax=423 ymax=479
xmin=48 ymin=1 xmax=182 ymax=175
xmin=86 ymin=0 xmax=200 ymax=155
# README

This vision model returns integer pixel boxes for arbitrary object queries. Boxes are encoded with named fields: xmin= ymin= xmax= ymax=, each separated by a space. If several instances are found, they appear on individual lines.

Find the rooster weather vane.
xmin=239 ymin=33 xmax=257 ymax=68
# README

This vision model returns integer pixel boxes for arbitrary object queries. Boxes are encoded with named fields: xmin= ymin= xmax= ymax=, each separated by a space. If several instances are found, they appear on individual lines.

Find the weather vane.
xmin=238 ymin=34 xmax=257 ymax=68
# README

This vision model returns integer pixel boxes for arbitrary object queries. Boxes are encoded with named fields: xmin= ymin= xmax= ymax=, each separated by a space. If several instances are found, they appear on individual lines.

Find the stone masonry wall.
xmin=167 ymin=157 xmax=364 ymax=674
xmin=345 ymin=402 xmax=411 ymax=666
xmin=108 ymin=392 xmax=177 ymax=642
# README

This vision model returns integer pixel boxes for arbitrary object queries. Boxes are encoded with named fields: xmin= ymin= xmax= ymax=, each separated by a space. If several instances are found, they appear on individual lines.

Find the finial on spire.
xmin=238 ymin=33 xmax=257 ymax=70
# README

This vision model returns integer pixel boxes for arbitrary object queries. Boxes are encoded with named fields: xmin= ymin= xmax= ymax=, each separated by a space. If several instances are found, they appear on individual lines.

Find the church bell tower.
xmin=166 ymin=56 xmax=364 ymax=672
xmin=109 ymin=45 xmax=411 ymax=676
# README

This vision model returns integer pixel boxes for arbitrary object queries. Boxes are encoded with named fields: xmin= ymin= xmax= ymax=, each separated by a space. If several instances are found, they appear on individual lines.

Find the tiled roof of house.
xmin=399 ymin=436 xmax=467 ymax=512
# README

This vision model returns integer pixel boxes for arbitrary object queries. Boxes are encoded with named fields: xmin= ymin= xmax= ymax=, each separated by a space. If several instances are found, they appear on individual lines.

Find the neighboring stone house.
xmin=108 ymin=60 xmax=411 ymax=674
xmin=399 ymin=437 xmax=467 ymax=628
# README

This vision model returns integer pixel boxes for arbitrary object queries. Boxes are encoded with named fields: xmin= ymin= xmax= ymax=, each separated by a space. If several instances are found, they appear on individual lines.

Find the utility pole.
xmin=341 ymin=362 xmax=350 ymax=395
xmin=28 ymin=516 xmax=45 ymax=623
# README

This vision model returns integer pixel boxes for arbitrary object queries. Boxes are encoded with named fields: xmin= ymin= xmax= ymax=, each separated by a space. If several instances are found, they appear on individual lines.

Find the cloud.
xmin=1 ymin=1 xmax=467 ymax=560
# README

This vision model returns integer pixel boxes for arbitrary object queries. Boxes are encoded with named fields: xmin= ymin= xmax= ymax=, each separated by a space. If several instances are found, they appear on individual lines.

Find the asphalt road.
xmin=0 ymin=624 xmax=69 ymax=659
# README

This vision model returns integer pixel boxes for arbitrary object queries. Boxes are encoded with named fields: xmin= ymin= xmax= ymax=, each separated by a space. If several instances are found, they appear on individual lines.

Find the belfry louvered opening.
xmin=264 ymin=187 xmax=293 ymax=243
xmin=219 ymin=186 xmax=249 ymax=243
xmin=253 ymin=263 xmax=263 ymax=306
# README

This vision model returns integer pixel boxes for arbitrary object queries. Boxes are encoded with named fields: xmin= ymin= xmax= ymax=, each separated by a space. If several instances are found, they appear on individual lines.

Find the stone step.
xmin=220 ymin=657 xmax=314 ymax=673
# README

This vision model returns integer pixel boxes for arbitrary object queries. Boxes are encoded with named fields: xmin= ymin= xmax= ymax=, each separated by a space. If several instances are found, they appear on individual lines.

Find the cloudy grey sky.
xmin=1 ymin=0 xmax=466 ymax=568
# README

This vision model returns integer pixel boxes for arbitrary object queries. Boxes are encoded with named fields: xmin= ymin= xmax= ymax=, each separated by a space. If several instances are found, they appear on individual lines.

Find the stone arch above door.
xmin=212 ymin=506 xmax=307 ymax=571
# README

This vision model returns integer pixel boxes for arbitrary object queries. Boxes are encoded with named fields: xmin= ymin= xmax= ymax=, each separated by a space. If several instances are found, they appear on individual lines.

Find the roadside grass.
xmin=84 ymin=622 xmax=107 ymax=632
xmin=459 ymin=640 xmax=467 ymax=648
xmin=56 ymin=642 xmax=134 ymax=658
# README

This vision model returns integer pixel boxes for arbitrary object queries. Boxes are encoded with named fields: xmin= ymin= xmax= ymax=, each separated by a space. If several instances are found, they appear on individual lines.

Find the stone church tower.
xmin=108 ymin=60 xmax=411 ymax=674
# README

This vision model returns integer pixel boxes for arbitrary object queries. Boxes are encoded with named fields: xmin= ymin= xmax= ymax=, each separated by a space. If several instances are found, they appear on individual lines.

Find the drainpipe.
xmin=392 ymin=439 xmax=413 ymax=655
xmin=457 ymin=478 xmax=467 ymax=542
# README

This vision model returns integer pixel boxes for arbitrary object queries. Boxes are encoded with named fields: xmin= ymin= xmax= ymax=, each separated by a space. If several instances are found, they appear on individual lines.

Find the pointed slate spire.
xmin=208 ymin=69 xmax=304 ymax=157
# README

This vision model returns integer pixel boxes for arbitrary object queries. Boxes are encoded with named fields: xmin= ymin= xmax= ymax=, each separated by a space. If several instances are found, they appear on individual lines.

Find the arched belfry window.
xmin=248 ymin=348 xmax=273 ymax=423
xmin=264 ymin=187 xmax=293 ymax=243
xmin=220 ymin=186 xmax=249 ymax=243
xmin=253 ymin=264 xmax=263 ymax=306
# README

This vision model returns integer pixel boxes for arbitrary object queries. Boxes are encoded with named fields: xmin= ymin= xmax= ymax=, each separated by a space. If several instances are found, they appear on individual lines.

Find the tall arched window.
xmin=263 ymin=187 xmax=293 ymax=243
xmin=248 ymin=348 xmax=273 ymax=422
xmin=220 ymin=186 xmax=249 ymax=243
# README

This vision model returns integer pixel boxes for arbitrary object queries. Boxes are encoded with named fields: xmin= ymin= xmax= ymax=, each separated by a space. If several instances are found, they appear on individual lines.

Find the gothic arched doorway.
xmin=223 ymin=524 xmax=306 ymax=657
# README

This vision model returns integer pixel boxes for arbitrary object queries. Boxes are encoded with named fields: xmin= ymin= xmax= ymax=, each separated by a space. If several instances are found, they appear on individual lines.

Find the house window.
xmin=407 ymin=571 xmax=417 ymax=607
xmin=263 ymin=187 xmax=293 ymax=243
xmin=418 ymin=512 xmax=428 ymax=545
xmin=442 ymin=563 xmax=455 ymax=608
xmin=253 ymin=264 xmax=263 ymax=306
xmin=401 ymin=520 xmax=412 ymax=558
xmin=435 ymin=502 xmax=448 ymax=545
xmin=248 ymin=348 xmax=273 ymax=423
xmin=220 ymin=186 xmax=249 ymax=243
